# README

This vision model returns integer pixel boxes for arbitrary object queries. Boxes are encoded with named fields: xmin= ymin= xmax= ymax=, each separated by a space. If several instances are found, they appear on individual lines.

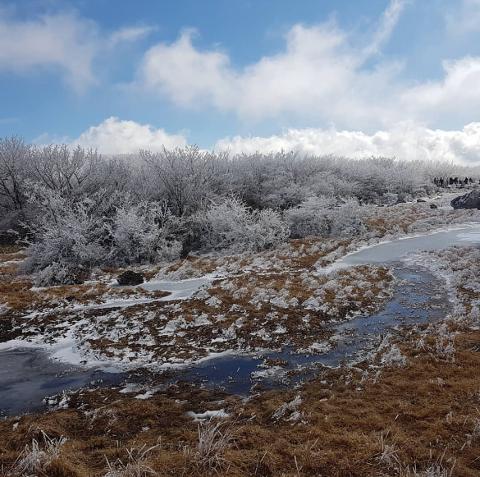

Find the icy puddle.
xmin=179 ymin=265 xmax=449 ymax=394
xmin=0 ymin=349 xmax=125 ymax=416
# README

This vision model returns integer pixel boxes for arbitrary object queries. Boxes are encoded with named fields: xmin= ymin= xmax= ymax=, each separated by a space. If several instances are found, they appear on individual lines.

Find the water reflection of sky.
xmin=181 ymin=266 xmax=449 ymax=395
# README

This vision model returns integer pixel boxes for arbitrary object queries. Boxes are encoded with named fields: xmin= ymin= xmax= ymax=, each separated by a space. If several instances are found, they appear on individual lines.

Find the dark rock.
xmin=117 ymin=270 xmax=144 ymax=286
xmin=451 ymin=190 xmax=480 ymax=209
xmin=429 ymin=203 xmax=438 ymax=209
xmin=417 ymin=198 xmax=427 ymax=203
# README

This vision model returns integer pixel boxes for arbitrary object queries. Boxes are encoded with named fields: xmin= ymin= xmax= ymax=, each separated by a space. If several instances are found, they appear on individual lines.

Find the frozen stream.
xmin=179 ymin=223 xmax=480 ymax=393
xmin=0 ymin=349 xmax=124 ymax=416
xmin=323 ymin=224 xmax=480 ymax=272
xmin=180 ymin=265 xmax=449 ymax=393
xmin=1 ymin=223 xmax=480 ymax=415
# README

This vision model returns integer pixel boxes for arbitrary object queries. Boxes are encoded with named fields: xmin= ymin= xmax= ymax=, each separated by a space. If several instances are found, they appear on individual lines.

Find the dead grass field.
xmin=2 ymin=326 xmax=480 ymax=476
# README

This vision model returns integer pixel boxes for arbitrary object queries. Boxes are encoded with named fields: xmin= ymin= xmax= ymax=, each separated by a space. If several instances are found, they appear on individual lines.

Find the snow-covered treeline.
xmin=0 ymin=136 xmax=478 ymax=284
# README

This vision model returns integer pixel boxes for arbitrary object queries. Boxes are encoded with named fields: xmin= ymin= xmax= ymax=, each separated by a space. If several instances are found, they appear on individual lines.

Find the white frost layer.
xmin=140 ymin=274 xmax=216 ymax=300
xmin=187 ymin=409 xmax=229 ymax=421
xmin=320 ymin=222 xmax=480 ymax=274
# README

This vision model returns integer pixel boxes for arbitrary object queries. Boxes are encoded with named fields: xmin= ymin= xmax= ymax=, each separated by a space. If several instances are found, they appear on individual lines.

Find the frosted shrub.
xmin=285 ymin=196 xmax=367 ymax=239
xmin=23 ymin=189 xmax=109 ymax=285
xmin=470 ymin=304 xmax=480 ymax=322
xmin=24 ymin=187 xmax=181 ymax=285
xmin=251 ymin=208 xmax=290 ymax=250
xmin=435 ymin=324 xmax=456 ymax=361
xmin=330 ymin=198 xmax=368 ymax=237
xmin=382 ymin=192 xmax=399 ymax=206
xmin=380 ymin=344 xmax=407 ymax=367
xmin=184 ymin=420 xmax=233 ymax=471
xmin=104 ymin=445 xmax=157 ymax=477
xmin=272 ymin=394 xmax=303 ymax=422
xmin=107 ymin=201 xmax=181 ymax=265
xmin=284 ymin=196 xmax=334 ymax=238
xmin=194 ymin=197 xmax=289 ymax=253
xmin=310 ymin=171 xmax=358 ymax=198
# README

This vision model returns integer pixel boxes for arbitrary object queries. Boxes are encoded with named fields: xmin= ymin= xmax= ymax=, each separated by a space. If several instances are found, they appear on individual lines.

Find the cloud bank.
xmin=215 ymin=123 xmax=480 ymax=165
xmin=66 ymin=117 xmax=480 ymax=165
xmin=73 ymin=117 xmax=187 ymax=154
xmin=137 ymin=24 xmax=400 ymax=127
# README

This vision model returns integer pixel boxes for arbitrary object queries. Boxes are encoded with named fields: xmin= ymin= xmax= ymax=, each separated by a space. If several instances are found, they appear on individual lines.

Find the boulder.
xmin=451 ymin=190 xmax=480 ymax=209
xmin=429 ymin=203 xmax=438 ymax=209
xmin=117 ymin=270 xmax=144 ymax=286
xmin=417 ymin=198 xmax=427 ymax=203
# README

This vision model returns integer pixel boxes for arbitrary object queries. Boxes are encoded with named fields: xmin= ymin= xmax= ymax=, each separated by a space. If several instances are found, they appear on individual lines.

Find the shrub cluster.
xmin=0 ymin=136 xmax=477 ymax=284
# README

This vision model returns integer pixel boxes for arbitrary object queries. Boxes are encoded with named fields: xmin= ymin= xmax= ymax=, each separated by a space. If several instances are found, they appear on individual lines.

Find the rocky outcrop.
xmin=117 ymin=270 xmax=144 ymax=286
xmin=451 ymin=190 xmax=480 ymax=209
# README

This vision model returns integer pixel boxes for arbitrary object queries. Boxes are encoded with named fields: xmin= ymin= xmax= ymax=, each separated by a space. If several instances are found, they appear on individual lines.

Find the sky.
xmin=1 ymin=0 xmax=480 ymax=163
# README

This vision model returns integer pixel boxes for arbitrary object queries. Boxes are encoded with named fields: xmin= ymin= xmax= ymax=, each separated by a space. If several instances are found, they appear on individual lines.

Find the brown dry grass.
xmin=2 ymin=327 xmax=480 ymax=476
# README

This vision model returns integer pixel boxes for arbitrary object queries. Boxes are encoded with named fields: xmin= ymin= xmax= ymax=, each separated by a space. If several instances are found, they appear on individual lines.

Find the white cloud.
xmin=0 ymin=10 xmax=154 ymax=92
xmin=108 ymin=25 xmax=155 ymax=48
xmin=364 ymin=0 xmax=409 ymax=57
xmin=0 ymin=11 xmax=98 ymax=91
xmin=72 ymin=117 xmax=187 ymax=154
xmin=401 ymin=57 xmax=480 ymax=127
xmin=44 ymin=116 xmax=480 ymax=165
xmin=138 ymin=21 xmax=401 ymax=127
xmin=136 ymin=1 xmax=408 ymax=127
xmin=215 ymin=122 xmax=480 ymax=165
xmin=135 ymin=0 xmax=480 ymax=132
xmin=140 ymin=28 xmax=235 ymax=108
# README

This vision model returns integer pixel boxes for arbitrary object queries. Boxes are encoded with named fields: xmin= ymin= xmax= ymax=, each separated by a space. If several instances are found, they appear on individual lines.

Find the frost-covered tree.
xmin=23 ymin=188 xmax=111 ymax=285
xmin=284 ymin=196 xmax=334 ymax=238
xmin=106 ymin=201 xmax=181 ymax=265
xmin=141 ymin=146 xmax=224 ymax=215
xmin=30 ymin=145 xmax=131 ymax=200
xmin=2 ymin=136 xmax=480 ymax=267
xmin=23 ymin=187 xmax=181 ymax=285
xmin=285 ymin=197 xmax=368 ymax=239
xmin=0 ymin=137 xmax=34 ymax=237
xmin=192 ymin=197 xmax=289 ymax=253
xmin=329 ymin=199 xmax=368 ymax=237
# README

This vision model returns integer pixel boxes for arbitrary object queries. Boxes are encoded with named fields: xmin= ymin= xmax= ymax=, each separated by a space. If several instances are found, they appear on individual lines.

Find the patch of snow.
xmin=141 ymin=275 xmax=216 ymax=300
xmin=187 ymin=409 xmax=229 ymax=421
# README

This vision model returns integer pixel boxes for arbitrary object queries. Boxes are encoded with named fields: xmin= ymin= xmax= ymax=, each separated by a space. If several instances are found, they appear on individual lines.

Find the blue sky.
xmin=1 ymin=0 xmax=480 ymax=163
